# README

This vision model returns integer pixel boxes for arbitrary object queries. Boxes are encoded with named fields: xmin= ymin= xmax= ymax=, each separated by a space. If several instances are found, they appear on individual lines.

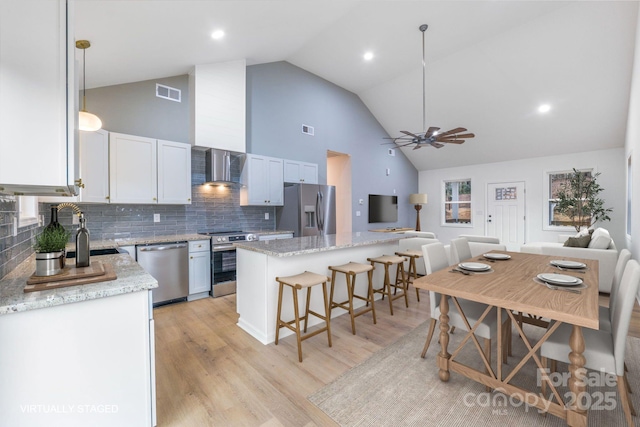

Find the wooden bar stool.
xmin=274 ymin=271 xmax=332 ymax=362
xmin=328 ymin=262 xmax=376 ymax=335
xmin=366 ymin=255 xmax=408 ymax=315
xmin=395 ymin=249 xmax=423 ymax=301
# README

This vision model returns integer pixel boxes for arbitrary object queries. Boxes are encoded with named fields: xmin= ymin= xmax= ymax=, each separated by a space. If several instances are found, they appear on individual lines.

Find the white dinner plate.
xmin=537 ymin=273 xmax=583 ymax=287
xmin=482 ymin=253 xmax=511 ymax=260
xmin=550 ymin=260 xmax=587 ymax=269
xmin=458 ymin=262 xmax=491 ymax=272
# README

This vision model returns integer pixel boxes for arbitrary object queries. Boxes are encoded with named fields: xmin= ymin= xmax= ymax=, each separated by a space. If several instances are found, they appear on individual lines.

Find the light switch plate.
xmin=356 ymin=211 xmax=361 ymax=217
xmin=72 ymin=214 xmax=79 ymax=225
xmin=153 ymin=214 xmax=160 ymax=223
xmin=265 ymin=212 xmax=269 ymax=220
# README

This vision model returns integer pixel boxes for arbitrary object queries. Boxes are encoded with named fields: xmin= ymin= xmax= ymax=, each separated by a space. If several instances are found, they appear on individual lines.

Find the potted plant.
xmin=33 ymin=226 xmax=71 ymax=276
xmin=554 ymin=168 xmax=613 ymax=232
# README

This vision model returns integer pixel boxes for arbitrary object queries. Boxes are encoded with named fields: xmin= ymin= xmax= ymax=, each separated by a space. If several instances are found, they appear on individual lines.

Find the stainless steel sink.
xmin=66 ymin=248 xmax=120 ymax=258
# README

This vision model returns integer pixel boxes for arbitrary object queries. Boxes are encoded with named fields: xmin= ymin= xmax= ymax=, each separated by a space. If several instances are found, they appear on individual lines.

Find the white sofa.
xmin=520 ymin=229 xmax=618 ymax=293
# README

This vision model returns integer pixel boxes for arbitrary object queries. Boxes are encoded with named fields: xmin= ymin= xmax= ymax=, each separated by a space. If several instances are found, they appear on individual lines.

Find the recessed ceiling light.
xmin=211 ymin=30 xmax=225 ymax=40
xmin=363 ymin=51 xmax=374 ymax=61
xmin=538 ymin=104 xmax=551 ymax=113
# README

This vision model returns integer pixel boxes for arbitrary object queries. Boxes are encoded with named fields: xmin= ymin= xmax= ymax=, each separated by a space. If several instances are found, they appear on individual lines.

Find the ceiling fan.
xmin=385 ymin=24 xmax=475 ymax=150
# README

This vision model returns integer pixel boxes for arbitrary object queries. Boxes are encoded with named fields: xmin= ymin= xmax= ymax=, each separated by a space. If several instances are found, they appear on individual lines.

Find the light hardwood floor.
xmin=154 ymin=290 xmax=640 ymax=427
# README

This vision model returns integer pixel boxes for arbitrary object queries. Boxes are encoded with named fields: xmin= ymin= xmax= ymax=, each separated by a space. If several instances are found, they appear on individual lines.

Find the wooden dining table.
xmin=413 ymin=251 xmax=599 ymax=427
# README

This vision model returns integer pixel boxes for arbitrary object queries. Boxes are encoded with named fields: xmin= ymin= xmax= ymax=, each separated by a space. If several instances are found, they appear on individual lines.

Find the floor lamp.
xmin=409 ymin=193 xmax=428 ymax=231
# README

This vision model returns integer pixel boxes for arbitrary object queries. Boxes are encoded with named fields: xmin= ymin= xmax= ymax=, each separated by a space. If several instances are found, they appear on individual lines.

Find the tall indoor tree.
xmin=554 ymin=168 xmax=613 ymax=232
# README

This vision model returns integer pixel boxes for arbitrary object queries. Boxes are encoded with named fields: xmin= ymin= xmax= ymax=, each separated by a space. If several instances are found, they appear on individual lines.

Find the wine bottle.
xmin=45 ymin=205 xmax=63 ymax=231
xmin=75 ymin=213 xmax=90 ymax=268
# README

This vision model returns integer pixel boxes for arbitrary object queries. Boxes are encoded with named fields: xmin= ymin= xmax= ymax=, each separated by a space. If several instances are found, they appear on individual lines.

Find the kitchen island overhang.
xmin=235 ymin=232 xmax=408 ymax=344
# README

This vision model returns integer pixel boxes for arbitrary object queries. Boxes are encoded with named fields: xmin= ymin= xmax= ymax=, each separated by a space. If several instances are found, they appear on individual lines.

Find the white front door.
xmin=486 ymin=182 xmax=526 ymax=251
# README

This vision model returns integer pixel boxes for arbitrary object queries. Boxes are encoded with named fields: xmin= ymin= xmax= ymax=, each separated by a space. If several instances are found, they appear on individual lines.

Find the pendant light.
xmin=76 ymin=40 xmax=102 ymax=132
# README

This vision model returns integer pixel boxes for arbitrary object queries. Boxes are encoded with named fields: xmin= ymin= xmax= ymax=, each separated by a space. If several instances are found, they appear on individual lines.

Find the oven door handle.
xmin=212 ymin=245 xmax=236 ymax=252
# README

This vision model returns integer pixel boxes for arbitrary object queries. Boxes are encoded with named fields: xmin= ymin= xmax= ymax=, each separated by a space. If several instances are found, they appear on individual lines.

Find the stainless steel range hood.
xmin=205 ymin=149 xmax=240 ymax=184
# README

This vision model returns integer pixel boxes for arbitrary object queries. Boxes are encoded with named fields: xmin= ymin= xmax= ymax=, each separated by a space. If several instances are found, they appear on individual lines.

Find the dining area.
xmin=414 ymin=243 xmax=640 ymax=427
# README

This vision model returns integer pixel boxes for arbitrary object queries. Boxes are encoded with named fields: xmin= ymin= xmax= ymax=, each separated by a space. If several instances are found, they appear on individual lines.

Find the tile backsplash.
xmin=48 ymin=150 xmax=276 ymax=241
xmin=0 ymin=197 xmax=41 ymax=279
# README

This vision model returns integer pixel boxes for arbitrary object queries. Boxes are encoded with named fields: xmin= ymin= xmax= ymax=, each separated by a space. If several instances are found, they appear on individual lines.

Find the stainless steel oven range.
xmin=198 ymin=230 xmax=257 ymax=297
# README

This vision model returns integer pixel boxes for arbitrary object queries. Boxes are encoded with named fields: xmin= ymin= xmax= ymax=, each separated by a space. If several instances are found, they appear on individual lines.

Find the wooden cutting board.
xmin=24 ymin=262 xmax=117 ymax=293
xmin=27 ymin=261 xmax=107 ymax=285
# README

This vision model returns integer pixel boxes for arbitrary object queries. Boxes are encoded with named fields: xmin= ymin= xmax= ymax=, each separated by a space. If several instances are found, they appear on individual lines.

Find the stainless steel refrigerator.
xmin=276 ymin=183 xmax=336 ymax=237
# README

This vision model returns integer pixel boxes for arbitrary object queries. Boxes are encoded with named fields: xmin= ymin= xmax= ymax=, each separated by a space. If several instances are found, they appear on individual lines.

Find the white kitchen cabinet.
xmin=188 ymin=240 xmax=211 ymax=301
xmin=110 ymin=133 xmax=157 ymax=204
xmin=157 ymin=140 xmax=192 ymax=204
xmin=189 ymin=60 xmax=246 ymax=153
xmin=79 ymin=129 xmax=110 ymax=203
xmin=0 ymin=0 xmax=78 ymax=196
xmin=283 ymin=159 xmax=318 ymax=184
xmin=109 ymin=132 xmax=191 ymax=205
xmin=240 ymin=154 xmax=284 ymax=206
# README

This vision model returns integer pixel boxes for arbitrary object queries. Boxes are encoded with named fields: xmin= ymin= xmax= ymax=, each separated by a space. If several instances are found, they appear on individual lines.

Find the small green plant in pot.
xmin=33 ymin=227 xmax=71 ymax=276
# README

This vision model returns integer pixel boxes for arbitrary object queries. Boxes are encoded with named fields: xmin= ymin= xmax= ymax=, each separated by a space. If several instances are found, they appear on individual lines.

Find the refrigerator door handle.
xmin=316 ymin=191 xmax=324 ymax=233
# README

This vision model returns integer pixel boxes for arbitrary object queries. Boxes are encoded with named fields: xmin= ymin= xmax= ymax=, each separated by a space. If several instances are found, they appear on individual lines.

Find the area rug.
xmin=308 ymin=321 xmax=640 ymax=426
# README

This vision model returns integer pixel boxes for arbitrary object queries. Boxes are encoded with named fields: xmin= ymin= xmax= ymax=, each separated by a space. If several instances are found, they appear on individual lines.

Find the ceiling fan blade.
xmin=436 ymin=127 xmax=467 ymax=138
xmin=400 ymin=130 xmax=421 ymax=139
xmin=442 ymin=140 xmax=465 ymax=144
xmin=396 ymin=142 xmax=417 ymax=148
xmin=431 ymin=142 xmax=445 ymax=148
xmin=438 ymin=133 xmax=475 ymax=140
xmin=424 ymin=126 xmax=440 ymax=138
xmin=412 ymin=144 xmax=423 ymax=150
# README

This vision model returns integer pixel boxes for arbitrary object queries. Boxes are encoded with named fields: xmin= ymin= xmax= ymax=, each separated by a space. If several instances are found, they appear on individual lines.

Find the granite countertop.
xmin=234 ymin=231 xmax=406 ymax=257
xmin=0 ymin=254 xmax=157 ymax=316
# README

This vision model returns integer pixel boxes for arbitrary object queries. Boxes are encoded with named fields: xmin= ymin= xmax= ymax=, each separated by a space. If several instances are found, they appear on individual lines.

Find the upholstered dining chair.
xmin=420 ymin=242 xmax=510 ymax=376
xmin=600 ymin=249 xmax=632 ymax=332
xmin=450 ymin=237 xmax=473 ymax=264
xmin=541 ymin=259 xmax=640 ymax=427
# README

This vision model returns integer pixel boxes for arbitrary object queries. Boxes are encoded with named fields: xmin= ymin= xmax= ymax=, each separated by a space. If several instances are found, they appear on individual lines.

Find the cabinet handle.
xmin=105 ymin=196 xmax=110 ymax=200
xmin=190 ymin=256 xmax=193 ymax=259
xmin=153 ymin=197 xmax=157 ymax=201
xmin=187 ymin=198 xmax=191 ymax=202
xmin=75 ymin=178 xmax=85 ymax=188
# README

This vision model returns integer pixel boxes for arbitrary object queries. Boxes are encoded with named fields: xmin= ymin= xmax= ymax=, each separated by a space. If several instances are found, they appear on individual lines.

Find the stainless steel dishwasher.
xmin=136 ymin=242 xmax=189 ymax=306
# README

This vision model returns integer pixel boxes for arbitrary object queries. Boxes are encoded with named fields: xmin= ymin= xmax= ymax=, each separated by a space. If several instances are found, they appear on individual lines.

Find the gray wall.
xmin=88 ymin=75 xmax=189 ymax=142
xmin=247 ymin=61 xmax=418 ymax=230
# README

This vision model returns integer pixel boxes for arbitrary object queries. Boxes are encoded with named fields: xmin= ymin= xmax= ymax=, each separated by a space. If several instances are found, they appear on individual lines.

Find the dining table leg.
xmin=567 ymin=324 xmax=588 ymax=427
xmin=438 ymin=294 xmax=451 ymax=382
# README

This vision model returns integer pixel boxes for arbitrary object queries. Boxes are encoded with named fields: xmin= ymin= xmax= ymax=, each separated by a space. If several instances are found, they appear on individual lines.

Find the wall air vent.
xmin=156 ymin=84 xmax=181 ymax=102
xmin=302 ymin=124 xmax=314 ymax=136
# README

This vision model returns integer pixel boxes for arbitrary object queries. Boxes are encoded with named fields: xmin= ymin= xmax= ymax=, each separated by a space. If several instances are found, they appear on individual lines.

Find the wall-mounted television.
xmin=368 ymin=194 xmax=398 ymax=223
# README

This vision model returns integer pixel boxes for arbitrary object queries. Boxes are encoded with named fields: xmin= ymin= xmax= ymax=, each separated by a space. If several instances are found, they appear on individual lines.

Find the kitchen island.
xmin=0 ymin=254 xmax=157 ymax=427
xmin=235 ymin=231 xmax=407 ymax=344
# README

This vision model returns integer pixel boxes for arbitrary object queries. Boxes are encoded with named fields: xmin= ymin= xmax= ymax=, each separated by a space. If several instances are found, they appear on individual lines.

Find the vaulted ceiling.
xmin=75 ymin=1 xmax=639 ymax=170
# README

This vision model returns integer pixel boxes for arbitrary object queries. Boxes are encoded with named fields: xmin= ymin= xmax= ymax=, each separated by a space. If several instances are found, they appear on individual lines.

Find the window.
xmin=17 ymin=196 xmax=39 ymax=228
xmin=546 ymin=169 xmax=593 ymax=228
xmin=443 ymin=179 xmax=472 ymax=225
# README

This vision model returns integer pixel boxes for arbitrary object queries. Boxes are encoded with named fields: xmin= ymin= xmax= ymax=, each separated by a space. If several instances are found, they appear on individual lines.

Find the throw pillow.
xmin=564 ymin=235 xmax=591 ymax=248
xmin=588 ymin=227 xmax=612 ymax=249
